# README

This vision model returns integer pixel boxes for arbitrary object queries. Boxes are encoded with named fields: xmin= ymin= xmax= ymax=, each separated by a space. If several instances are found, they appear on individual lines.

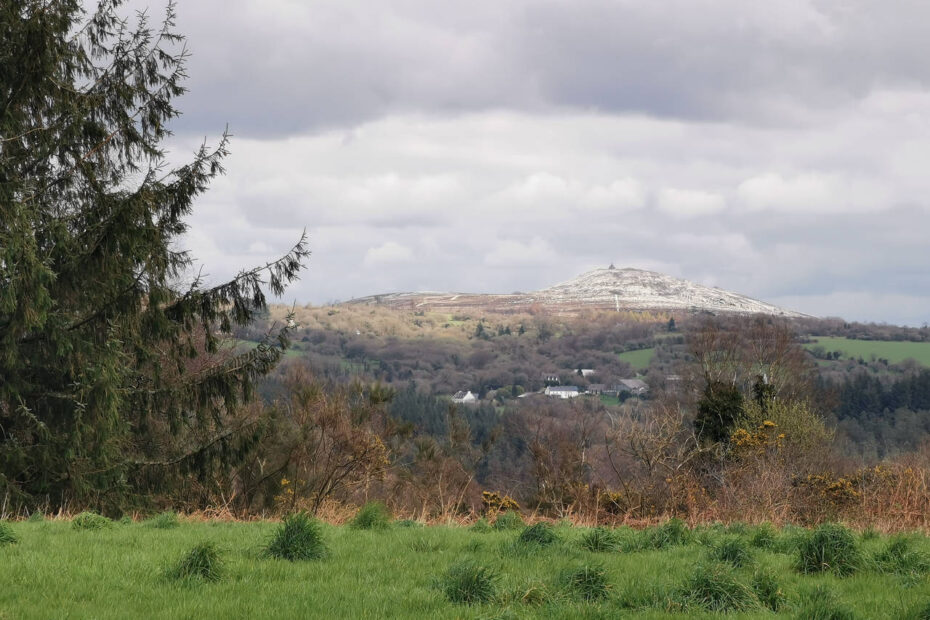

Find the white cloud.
xmin=656 ymin=188 xmax=727 ymax=218
xmin=484 ymin=237 xmax=557 ymax=267
xmin=363 ymin=241 xmax=415 ymax=266
xmin=736 ymin=172 xmax=889 ymax=214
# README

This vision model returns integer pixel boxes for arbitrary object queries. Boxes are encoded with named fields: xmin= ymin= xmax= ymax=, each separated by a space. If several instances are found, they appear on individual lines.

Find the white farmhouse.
xmin=452 ymin=390 xmax=479 ymax=404
xmin=544 ymin=386 xmax=580 ymax=399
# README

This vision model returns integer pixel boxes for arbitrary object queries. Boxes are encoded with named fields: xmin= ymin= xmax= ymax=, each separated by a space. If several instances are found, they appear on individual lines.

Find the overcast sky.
xmin=124 ymin=1 xmax=929 ymax=325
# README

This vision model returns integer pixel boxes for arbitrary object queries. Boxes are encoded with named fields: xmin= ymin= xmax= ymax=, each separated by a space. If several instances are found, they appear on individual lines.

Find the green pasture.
xmin=805 ymin=337 xmax=930 ymax=366
xmin=2 ymin=517 xmax=929 ymax=618
xmin=618 ymin=347 xmax=656 ymax=371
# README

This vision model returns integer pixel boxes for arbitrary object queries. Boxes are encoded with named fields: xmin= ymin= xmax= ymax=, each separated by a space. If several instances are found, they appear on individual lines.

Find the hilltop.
xmin=348 ymin=266 xmax=805 ymax=317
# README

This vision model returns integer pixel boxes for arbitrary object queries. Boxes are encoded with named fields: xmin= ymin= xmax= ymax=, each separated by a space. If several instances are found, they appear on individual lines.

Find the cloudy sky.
xmin=129 ymin=0 xmax=929 ymax=325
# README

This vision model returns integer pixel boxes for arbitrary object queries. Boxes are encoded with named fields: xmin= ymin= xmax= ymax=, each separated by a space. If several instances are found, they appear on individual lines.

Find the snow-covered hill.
xmin=348 ymin=267 xmax=805 ymax=317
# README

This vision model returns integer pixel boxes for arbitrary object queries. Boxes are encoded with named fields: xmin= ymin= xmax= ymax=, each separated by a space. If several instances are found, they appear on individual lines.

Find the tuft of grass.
xmin=711 ymin=535 xmax=753 ymax=567
xmin=395 ymin=519 xmax=422 ymax=528
xmin=580 ymin=527 xmax=620 ymax=552
xmin=517 ymin=522 xmax=559 ymax=547
xmin=71 ymin=511 xmax=112 ymax=531
xmin=145 ymin=512 xmax=179 ymax=529
xmin=27 ymin=510 xmax=44 ymax=523
xmin=904 ymin=601 xmax=930 ymax=620
xmin=748 ymin=523 xmax=778 ymax=549
xmin=797 ymin=523 xmax=862 ymax=576
xmin=751 ymin=568 xmax=786 ymax=612
xmin=860 ymin=526 xmax=880 ymax=541
xmin=492 ymin=511 xmax=524 ymax=531
xmin=0 ymin=522 xmax=18 ymax=545
xmin=471 ymin=518 xmax=491 ymax=533
xmin=266 ymin=513 xmax=326 ymax=561
xmin=560 ymin=564 xmax=611 ymax=601
xmin=349 ymin=501 xmax=391 ymax=530
xmin=439 ymin=560 xmax=498 ymax=605
xmin=410 ymin=537 xmax=442 ymax=553
xmin=874 ymin=535 xmax=930 ymax=577
xmin=795 ymin=585 xmax=857 ymax=620
xmin=167 ymin=542 xmax=223 ymax=583
xmin=774 ymin=524 xmax=809 ymax=554
xmin=679 ymin=563 xmax=759 ymax=613
xmin=649 ymin=518 xmax=692 ymax=549
xmin=118 ymin=515 xmax=133 ymax=525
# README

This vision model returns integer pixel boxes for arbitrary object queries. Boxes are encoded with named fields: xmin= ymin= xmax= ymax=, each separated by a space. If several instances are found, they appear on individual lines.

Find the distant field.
xmin=805 ymin=337 xmax=930 ymax=366
xmin=2 ymin=518 xmax=929 ymax=618
xmin=618 ymin=347 xmax=655 ymax=371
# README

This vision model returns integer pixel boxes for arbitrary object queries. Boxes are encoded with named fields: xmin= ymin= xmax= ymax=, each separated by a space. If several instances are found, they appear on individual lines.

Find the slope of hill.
xmin=349 ymin=266 xmax=805 ymax=317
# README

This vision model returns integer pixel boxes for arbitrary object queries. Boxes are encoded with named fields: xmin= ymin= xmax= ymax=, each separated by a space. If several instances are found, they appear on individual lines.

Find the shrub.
xmin=711 ymin=536 xmax=753 ymax=567
xmin=492 ymin=511 xmax=524 ymax=531
xmin=874 ymin=535 xmax=930 ymax=577
xmin=580 ymin=527 xmax=619 ymax=553
xmin=561 ymin=564 xmax=611 ymax=601
xmin=349 ymin=501 xmax=391 ymax=530
xmin=471 ymin=518 xmax=491 ymax=533
xmin=440 ymin=561 xmax=498 ymax=605
xmin=679 ymin=563 xmax=759 ymax=613
xmin=146 ymin=512 xmax=179 ymax=529
xmin=517 ymin=523 xmax=559 ymax=547
xmin=751 ymin=568 xmax=785 ymax=612
xmin=0 ymin=522 xmax=17 ymax=546
xmin=797 ymin=523 xmax=862 ymax=576
xmin=168 ymin=542 xmax=223 ymax=582
xmin=266 ymin=513 xmax=326 ymax=561
xmin=71 ymin=511 xmax=112 ymax=530
xmin=795 ymin=585 xmax=857 ymax=620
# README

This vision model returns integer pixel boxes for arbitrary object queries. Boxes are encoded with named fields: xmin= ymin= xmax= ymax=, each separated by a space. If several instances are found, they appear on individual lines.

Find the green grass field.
xmin=618 ymin=347 xmax=656 ymax=371
xmin=2 ymin=517 xmax=930 ymax=618
xmin=805 ymin=337 xmax=930 ymax=366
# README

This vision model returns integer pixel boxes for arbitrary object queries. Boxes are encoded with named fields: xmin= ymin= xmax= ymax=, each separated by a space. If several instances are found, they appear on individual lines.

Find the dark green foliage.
xmin=71 ymin=511 xmax=112 ymax=530
xmin=517 ymin=522 xmax=559 ymax=547
xmin=561 ymin=564 xmax=611 ymax=601
xmin=580 ymin=527 xmax=619 ymax=552
xmin=0 ymin=0 xmax=308 ymax=511
xmin=118 ymin=515 xmax=133 ymax=525
xmin=711 ymin=536 xmax=753 ymax=567
xmin=905 ymin=601 xmax=930 ymax=620
xmin=797 ymin=523 xmax=862 ymax=576
xmin=874 ymin=535 xmax=930 ymax=576
xmin=680 ymin=563 xmax=759 ymax=613
xmin=145 ymin=512 xmax=179 ymax=530
xmin=795 ymin=585 xmax=857 ymax=620
xmin=492 ymin=511 xmax=524 ymax=530
xmin=694 ymin=381 xmax=744 ymax=444
xmin=266 ymin=513 xmax=326 ymax=561
xmin=0 ymin=522 xmax=17 ymax=545
xmin=774 ymin=524 xmax=810 ymax=554
xmin=439 ymin=561 xmax=498 ymax=605
xmin=751 ymin=568 xmax=785 ymax=612
xmin=168 ymin=542 xmax=223 ymax=583
xmin=350 ymin=501 xmax=391 ymax=530
xmin=470 ymin=518 xmax=491 ymax=533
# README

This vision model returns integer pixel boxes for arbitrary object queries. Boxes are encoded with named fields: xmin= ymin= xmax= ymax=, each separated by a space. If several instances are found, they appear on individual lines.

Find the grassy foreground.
xmin=2 ymin=517 xmax=930 ymax=619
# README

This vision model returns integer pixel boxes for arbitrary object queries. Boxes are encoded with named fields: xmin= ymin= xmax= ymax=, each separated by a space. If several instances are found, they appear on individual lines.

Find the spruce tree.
xmin=0 ymin=1 xmax=309 ymax=509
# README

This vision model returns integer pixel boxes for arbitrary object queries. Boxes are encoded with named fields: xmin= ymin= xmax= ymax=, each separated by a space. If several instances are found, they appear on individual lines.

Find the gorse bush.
xmin=711 ymin=536 xmax=753 ymax=567
xmin=0 ymin=522 xmax=17 ymax=545
xmin=146 ymin=512 xmax=180 ymax=529
xmin=874 ymin=535 xmax=930 ymax=576
xmin=71 ymin=512 xmax=112 ymax=530
xmin=561 ymin=564 xmax=611 ymax=601
xmin=517 ymin=523 xmax=559 ymax=547
xmin=439 ymin=561 xmax=498 ymax=605
xmin=168 ymin=542 xmax=223 ymax=582
xmin=795 ymin=585 xmax=857 ymax=620
xmin=680 ymin=563 xmax=759 ymax=613
xmin=797 ymin=523 xmax=862 ymax=576
xmin=350 ymin=502 xmax=391 ymax=530
xmin=492 ymin=511 xmax=524 ymax=530
xmin=267 ymin=513 xmax=326 ymax=561
xmin=580 ymin=527 xmax=619 ymax=552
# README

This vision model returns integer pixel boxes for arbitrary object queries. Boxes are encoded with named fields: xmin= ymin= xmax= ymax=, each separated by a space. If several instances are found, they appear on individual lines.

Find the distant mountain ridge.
xmin=348 ymin=266 xmax=806 ymax=317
